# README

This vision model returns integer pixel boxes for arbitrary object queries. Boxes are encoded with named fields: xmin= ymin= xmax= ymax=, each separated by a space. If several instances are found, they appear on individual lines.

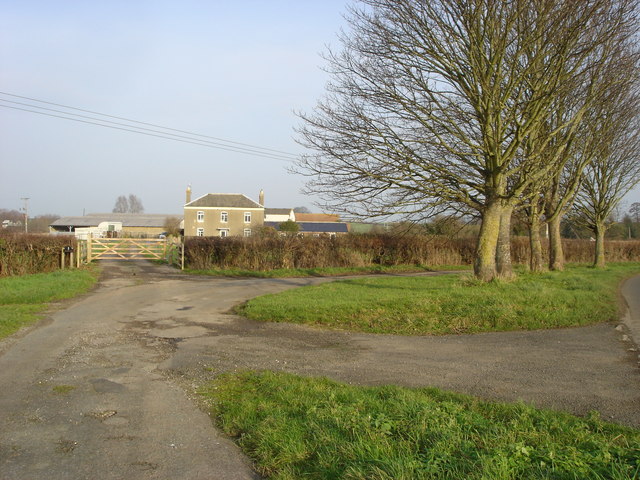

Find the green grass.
xmin=187 ymin=264 xmax=468 ymax=278
xmin=238 ymin=263 xmax=640 ymax=335
xmin=52 ymin=384 xmax=76 ymax=395
xmin=200 ymin=370 xmax=640 ymax=480
xmin=0 ymin=268 xmax=99 ymax=339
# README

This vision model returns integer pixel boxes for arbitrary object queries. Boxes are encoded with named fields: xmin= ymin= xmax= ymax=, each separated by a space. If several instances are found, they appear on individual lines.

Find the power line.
xmin=0 ymin=100 xmax=296 ymax=161
xmin=0 ymin=91 xmax=299 ymax=158
xmin=0 ymin=91 xmax=301 ymax=162
xmin=0 ymin=103 xmax=297 ymax=161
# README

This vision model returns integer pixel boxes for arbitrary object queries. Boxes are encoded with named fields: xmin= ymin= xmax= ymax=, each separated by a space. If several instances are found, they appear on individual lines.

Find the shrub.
xmin=184 ymin=234 xmax=640 ymax=271
xmin=0 ymin=233 xmax=76 ymax=277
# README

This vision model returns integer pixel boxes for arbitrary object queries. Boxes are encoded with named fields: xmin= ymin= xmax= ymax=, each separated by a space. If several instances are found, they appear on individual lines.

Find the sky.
xmin=0 ymin=0 xmax=350 ymax=216
xmin=2 ymin=1 xmax=640 ymax=218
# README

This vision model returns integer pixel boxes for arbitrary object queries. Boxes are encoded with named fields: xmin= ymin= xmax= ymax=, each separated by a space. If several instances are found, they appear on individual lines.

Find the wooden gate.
xmin=86 ymin=237 xmax=169 ymax=262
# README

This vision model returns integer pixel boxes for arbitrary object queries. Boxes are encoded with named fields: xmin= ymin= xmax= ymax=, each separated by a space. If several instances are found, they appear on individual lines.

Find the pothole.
xmin=148 ymin=326 xmax=210 ymax=339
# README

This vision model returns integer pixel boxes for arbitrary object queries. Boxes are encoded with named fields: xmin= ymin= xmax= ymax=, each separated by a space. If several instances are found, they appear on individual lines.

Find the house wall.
xmin=184 ymin=207 xmax=264 ymax=237
xmin=264 ymin=214 xmax=293 ymax=223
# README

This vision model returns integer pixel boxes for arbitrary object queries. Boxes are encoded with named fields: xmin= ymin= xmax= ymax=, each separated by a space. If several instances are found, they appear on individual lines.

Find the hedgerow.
xmin=184 ymin=234 xmax=640 ymax=271
xmin=0 ymin=233 xmax=76 ymax=277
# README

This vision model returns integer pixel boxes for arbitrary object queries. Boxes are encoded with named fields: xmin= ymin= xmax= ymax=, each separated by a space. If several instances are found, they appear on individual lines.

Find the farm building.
xmin=50 ymin=213 xmax=182 ymax=238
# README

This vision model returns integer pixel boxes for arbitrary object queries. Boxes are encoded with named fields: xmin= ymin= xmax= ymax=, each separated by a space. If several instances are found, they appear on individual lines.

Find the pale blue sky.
xmin=0 ymin=1 xmax=350 ymax=216
xmin=1 ymin=1 xmax=639 ymax=217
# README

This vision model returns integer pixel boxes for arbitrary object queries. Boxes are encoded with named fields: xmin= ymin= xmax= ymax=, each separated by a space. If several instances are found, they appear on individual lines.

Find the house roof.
xmin=265 ymin=221 xmax=349 ymax=233
xmin=186 ymin=193 xmax=263 ymax=209
xmin=295 ymin=213 xmax=340 ymax=222
xmin=265 ymin=208 xmax=293 ymax=215
xmin=50 ymin=213 xmax=182 ymax=228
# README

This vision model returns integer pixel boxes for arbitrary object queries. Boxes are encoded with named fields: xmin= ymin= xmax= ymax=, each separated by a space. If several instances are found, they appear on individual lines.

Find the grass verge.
xmin=187 ymin=264 xmax=469 ymax=278
xmin=0 ymin=267 xmax=99 ymax=340
xmin=237 ymin=263 xmax=640 ymax=335
xmin=200 ymin=370 xmax=640 ymax=480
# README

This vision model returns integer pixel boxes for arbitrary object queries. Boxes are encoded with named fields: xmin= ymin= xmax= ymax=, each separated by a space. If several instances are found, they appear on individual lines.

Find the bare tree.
xmin=573 ymin=57 xmax=640 ymax=267
xmin=296 ymin=0 xmax=636 ymax=281
xmin=112 ymin=195 xmax=129 ymax=213
xmin=28 ymin=214 xmax=60 ymax=233
xmin=128 ymin=194 xmax=144 ymax=214
xmin=112 ymin=194 xmax=144 ymax=214
xmin=163 ymin=216 xmax=182 ymax=237
xmin=629 ymin=202 xmax=640 ymax=224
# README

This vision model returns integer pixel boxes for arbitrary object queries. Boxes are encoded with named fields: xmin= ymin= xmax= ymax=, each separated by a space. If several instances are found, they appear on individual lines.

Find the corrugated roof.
xmin=265 ymin=221 xmax=349 ymax=233
xmin=50 ymin=213 xmax=182 ymax=228
xmin=186 ymin=193 xmax=262 ymax=209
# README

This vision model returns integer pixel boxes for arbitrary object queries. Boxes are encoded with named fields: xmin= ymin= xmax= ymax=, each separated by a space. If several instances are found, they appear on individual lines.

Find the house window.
xmin=220 ymin=229 xmax=229 ymax=238
xmin=197 ymin=211 xmax=204 ymax=222
xmin=244 ymin=228 xmax=251 ymax=237
xmin=244 ymin=212 xmax=251 ymax=223
xmin=220 ymin=211 xmax=228 ymax=223
xmin=196 ymin=228 xmax=204 ymax=237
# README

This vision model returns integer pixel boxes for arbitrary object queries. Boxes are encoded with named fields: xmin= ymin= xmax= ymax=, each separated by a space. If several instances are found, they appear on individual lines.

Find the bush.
xmin=184 ymin=234 xmax=640 ymax=271
xmin=185 ymin=234 xmax=478 ymax=270
xmin=0 ymin=233 xmax=76 ymax=277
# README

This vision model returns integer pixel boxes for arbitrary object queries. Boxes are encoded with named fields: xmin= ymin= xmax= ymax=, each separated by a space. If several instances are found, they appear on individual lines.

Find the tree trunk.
xmin=474 ymin=201 xmax=502 ymax=282
xmin=496 ymin=204 xmax=514 ymax=279
xmin=594 ymin=223 xmax=606 ymax=268
xmin=548 ymin=215 xmax=564 ymax=271
xmin=529 ymin=214 xmax=545 ymax=272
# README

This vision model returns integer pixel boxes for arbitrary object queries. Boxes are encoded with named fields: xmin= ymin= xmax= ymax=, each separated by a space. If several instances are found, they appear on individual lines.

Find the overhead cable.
xmin=0 ymin=91 xmax=300 ymax=162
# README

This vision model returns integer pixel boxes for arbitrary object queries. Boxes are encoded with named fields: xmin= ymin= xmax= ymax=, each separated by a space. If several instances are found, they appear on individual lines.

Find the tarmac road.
xmin=1 ymin=261 xmax=639 ymax=479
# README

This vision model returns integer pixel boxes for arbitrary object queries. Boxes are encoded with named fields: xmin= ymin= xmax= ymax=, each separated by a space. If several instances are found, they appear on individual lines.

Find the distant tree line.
xmin=112 ymin=194 xmax=144 ymax=214
xmin=0 ymin=209 xmax=59 ymax=234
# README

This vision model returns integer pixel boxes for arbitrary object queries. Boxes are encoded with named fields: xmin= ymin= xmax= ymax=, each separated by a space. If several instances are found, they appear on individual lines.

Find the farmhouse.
xmin=183 ymin=193 xmax=264 ymax=237
xmin=181 ymin=186 xmax=349 ymax=238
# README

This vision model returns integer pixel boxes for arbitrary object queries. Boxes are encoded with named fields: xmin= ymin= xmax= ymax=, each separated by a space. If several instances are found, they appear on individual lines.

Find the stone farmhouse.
xmin=183 ymin=187 xmax=349 ymax=238
xmin=183 ymin=192 xmax=264 ymax=237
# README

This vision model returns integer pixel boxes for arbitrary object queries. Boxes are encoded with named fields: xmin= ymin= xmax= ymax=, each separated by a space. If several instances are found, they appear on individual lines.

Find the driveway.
xmin=1 ymin=261 xmax=639 ymax=479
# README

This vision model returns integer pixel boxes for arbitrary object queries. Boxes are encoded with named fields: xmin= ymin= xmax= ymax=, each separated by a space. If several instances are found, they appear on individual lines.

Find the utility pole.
xmin=20 ymin=197 xmax=29 ymax=233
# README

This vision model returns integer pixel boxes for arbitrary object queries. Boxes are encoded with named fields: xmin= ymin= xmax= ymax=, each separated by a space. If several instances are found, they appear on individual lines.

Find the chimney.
xmin=259 ymin=189 xmax=264 ymax=206
xmin=186 ymin=184 xmax=192 ymax=204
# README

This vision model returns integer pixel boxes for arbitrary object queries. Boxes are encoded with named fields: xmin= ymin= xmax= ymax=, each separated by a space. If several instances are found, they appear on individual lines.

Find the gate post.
xmin=87 ymin=234 xmax=92 ymax=262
